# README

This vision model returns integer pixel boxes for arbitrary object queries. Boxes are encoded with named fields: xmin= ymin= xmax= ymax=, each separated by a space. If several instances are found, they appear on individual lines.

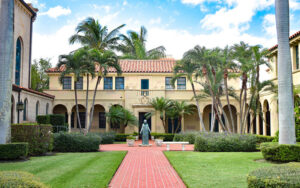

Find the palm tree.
xmin=171 ymin=56 xmax=206 ymax=131
xmin=0 ymin=0 xmax=14 ymax=144
xmin=57 ymin=49 xmax=94 ymax=132
xmin=275 ymin=0 xmax=296 ymax=144
xmin=171 ymin=101 xmax=196 ymax=133
xmin=87 ymin=49 xmax=122 ymax=132
xmin=147 ymin=97 xmax=171 ymax=133
xmin=69 ymin=17 xmax=125 ymax=52
xmin=165 ymin=108 xmax=179 ymax=134
xmin=118 ymin=26 xmax=166 ymax=59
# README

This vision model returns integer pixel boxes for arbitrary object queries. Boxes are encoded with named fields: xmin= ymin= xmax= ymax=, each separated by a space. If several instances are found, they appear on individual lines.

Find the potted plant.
xmin=155 ymin=137 xmax=164 ymax=146
xmin=133 ymin=132 xmax=139 ymax=140
xmin=126 ymin=136 xmax=135 ymax=147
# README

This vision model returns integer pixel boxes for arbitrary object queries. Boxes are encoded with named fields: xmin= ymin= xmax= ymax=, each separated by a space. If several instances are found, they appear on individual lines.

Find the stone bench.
xmin=162 ymin=142 xmax=189 ymax=151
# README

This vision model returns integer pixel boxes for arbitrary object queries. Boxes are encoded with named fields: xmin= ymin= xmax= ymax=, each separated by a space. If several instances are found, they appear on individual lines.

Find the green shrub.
xmin=36 ymin=115 xmax=50 ymax=124
xmin=255 ymin=135 xmax=274 ymax=144
xmin=173 ymin=132 xmax=198 ymax=144
xmin=151 ymin=133 xmax=174 ymax=141
xmin=49 ymin=114 xmax=65 ymax=126
xmin=247 ymin=164 xmax=300 ymax=188
xmin=53 ymin=132 xmax=101 ymax=152
xmin=194 ymin=132 xmax=257 ymax=152
xmin=11 ymin=124 xmax=53 ymax=156
xmin=0 ymin=143 xmax=28 ymax=160
xmin=115 ymin=134 xmax=132 ymax=142
xmin=0 ymin=171 xmax=48 ymax=188
xmin=89 ymin=132 xmax=115 ymax=144
xmin=260 ymin=142 xmax=300 ymax=162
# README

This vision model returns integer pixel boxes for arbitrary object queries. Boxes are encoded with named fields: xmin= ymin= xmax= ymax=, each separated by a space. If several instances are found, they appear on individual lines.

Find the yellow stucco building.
xmin=45 ymin=31 xmax=300 ymax=136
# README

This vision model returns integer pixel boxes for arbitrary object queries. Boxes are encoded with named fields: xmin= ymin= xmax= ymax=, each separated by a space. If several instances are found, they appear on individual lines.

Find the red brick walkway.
xmin=100 ymin=140 xmax=193 ymax=188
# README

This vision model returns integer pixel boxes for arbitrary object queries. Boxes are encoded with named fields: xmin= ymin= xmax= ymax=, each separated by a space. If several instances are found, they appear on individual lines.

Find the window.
xmin=177 ymin=77 xmax=186 ymax=90
xmin=75 ymin=77 xmax=83 ymax=90
xmin=36 ymin=101 xmax=39 ymax=118
xmin=115 ymin=77 xmax=124 ymax=90
xmin=165 ymin=77 xmax=174 ymax=90
xmin=104 ymin=77 xmax=113 ymax=90
xmin=15 ymin=38 xmax=22 ymax=86
xmin=63 ymin=77 xmax=71 ymax=90
xmin=46 ymin=103 xmax=49 ymax=115
xmin=99 ymin=112 xmax=106 ymax=128
xmin=296 ymin=46 xmax=299 ymax=70
xmin=23 ymin=99 xmax=28 ymax=121
xmin=141 ymin=79 xmax=149 ymax=96
xmin=71 ymin=112 xmax=86 ymax=128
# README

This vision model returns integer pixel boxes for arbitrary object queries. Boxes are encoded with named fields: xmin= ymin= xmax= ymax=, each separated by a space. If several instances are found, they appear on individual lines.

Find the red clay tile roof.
xmin=46 ymin=59 xmax=176 ymax=73
xmin=12 ymin=84 xmax=55 ymax=99
xmin=268 ymin=30 xmax=300 ymax=52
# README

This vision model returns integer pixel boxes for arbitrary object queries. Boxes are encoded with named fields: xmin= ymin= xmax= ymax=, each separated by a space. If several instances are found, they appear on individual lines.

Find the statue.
xmin=140 ymin=119 xmax=151 ymax=145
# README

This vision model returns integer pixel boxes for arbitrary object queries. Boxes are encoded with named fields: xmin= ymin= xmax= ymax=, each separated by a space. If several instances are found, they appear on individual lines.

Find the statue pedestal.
xmin=139 ymin=144 xmax=152 ymax=147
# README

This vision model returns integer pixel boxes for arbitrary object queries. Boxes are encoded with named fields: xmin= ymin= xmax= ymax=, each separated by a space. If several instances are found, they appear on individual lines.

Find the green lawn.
xmin=0 ymin=152 xmax=126 ymax=188
xmin=165 ymin=152 xmax=275 ymax=188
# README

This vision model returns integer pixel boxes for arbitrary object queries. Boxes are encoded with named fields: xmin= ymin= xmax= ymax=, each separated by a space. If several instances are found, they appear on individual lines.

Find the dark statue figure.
xmin=140 ymin=119 xmax=151 ymax=145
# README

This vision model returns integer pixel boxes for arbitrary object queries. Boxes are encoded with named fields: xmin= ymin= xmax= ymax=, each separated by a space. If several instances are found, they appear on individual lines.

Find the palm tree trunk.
xmin=191 ymin=82 xmax=206 ymax=131
xmin=224 ymin=75 xmax=235 ymax=132
xmin=85 ymin=74 xmax=89 ymax=133
xmin=0 ymin=0 xmax=14 ymax=144
xmin=175 ymin=117 xmax=182 ymax=133
xmin=217 ymin=97 xmax=232 ymax=133
xmin=88 ymin=76 xmax=102 ymax=132
xmin=275 ymin=0 xmax=296 ymax=144
xmin=74 ymin=81 xmax=82 ymax=132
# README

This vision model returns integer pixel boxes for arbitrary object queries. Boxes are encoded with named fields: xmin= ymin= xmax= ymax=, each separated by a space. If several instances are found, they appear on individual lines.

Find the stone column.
xmin=249 ymin=112 xmax=254 ymax=134
xmin=256 ymin=114 xmax=260 ymax=135
xmin=263 ymin=110 xmax=267 ymax=136
xmin=68 ymin=112 xmax=71 ymax=133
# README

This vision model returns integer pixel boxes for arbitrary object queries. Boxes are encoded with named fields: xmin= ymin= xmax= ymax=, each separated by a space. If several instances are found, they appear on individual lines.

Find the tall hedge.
xmin=260 ymin=142 xmax=300 ymax=162
xmin=0 ymin=143 xmax=28 ymax=160
xmin=37 ymin=114 xmax=67 ymax=133
xmin=11 ymin=124 xmax=53 ymax=156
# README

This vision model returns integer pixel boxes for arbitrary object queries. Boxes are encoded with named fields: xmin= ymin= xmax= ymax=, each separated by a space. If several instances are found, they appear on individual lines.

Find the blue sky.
xmin=25 ymin=0 xmax=300 ymax=65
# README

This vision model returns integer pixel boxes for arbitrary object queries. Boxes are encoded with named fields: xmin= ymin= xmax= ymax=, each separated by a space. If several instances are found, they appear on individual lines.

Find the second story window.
xmin=177 ymin=77 xmax=186 ymax=90
xmin=75 ymin=77 xmax=83 ymax=90
xmin=63 ymin=77 xmax=71 ymax=90
xmin=104 ymin=77 xmax=113 ymax=90
xmin=165 ymin=77 xmax=174 ymax=90
xmin=115 ymin=77 xmax=124 ymax=90
xmin=296 ymin=46 xmax=299 ymax=70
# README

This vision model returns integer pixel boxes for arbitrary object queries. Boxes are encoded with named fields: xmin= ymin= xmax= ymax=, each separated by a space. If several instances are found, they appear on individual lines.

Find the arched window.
xmin=36 ymin=101 xmax=40 ymax=118
xmin=15 ymin=38 xmax=22 ymax=86
xmin=23 ymin=99 xmax=28 ymax=121
xmin=46 ymin=103 xmax=49 ymax=115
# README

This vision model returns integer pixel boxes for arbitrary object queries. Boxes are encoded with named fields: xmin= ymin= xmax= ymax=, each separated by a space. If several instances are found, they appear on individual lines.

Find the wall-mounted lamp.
xmin=16 ymin=100 xmax=24 ymax=111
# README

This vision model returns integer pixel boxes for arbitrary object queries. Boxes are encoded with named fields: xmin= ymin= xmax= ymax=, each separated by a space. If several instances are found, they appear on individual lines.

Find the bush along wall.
xmin=37 ymin=114 xmax=68 ymax=133
xmin=53 ymin=132 xmax=101 ymax=152
xmin=260 ymin=142 xmax=300 ymax=162
xmin=11 ymin=124 xmax=53 ymax=156
xmin=89 ymin=132 xmax=115 ymax=144
xmin=173 ymin=132 xmax=198 ymax=144
xmin=0 ymin=143 xmax=28 ymax=160
xmin=151 ymin=133 xmax=174 ymax=141
xmin=247 ymin=164 xmax=300 ymax=188
xmin=194 ymin=132 xmax=257 ymax=152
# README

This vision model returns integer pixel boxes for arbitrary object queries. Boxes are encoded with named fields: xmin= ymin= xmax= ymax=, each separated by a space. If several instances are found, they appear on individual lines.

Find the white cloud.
xmin=263 ymin=14 xmax=276 ymax=37
xmin=149 ymin=17 xmax=161 ymax=25
xmin=92 ymin=5 xmax=111 ymax=13
xmin=40 ymin=6 xmax=71 ymax=19
xmin=181 ymin=0 xmax=219 ymax=5
xmin=290 ymin=0 xmax=300 ymax=11
xmin=123 ymin=0 xmax=128 ymax=6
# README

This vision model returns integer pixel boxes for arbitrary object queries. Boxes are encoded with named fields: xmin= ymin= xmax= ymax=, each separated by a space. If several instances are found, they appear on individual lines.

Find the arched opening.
xmin=203 ymin=104 xmax=219 ymax=132
xmin=23 ymin=98 xmax=28 ymax=121
xmin=36 ymin=101 xmax=40 ymax=118
xmin=90 ymin=104 xmax=106 ymax=131
xmin=108 ymin=104 xmax=124 ymax=133
xmin=71 ymin=105 xmax=86 ymax=129
xmin=223 ymin=105 xmax=237 ymax=133
xmin=264 ymin=100 xmax=271 ymax=136
xmin=46 ymin=103 xmax=49 ymax=115
xmin=11 ymin=96 xmax=15 ymax=124
xmin=183 ymin=104 xmax=199 ymax=131
xmin=15 ymin=38 xmax=22 ymax=86
xmin=258 ymin=103 xmax=263 ymax=135
xmin=53 ymin=104 xmax=68 ymax=124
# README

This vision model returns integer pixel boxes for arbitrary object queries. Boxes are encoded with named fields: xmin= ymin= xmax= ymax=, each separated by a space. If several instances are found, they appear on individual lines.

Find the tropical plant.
xmin=106 ymin=105 xmax=137 ymax=132
xmin=118 ymin=26 xmax=166 ymax=59
xmin=69 ymin=17 xmax=125 ymax=52
xmin=146 ymin=97 xmax=172 ymax=133
xmin=171 ymin=53 xmax=206 ymax=131
xmin=0 ymin=0 xmax=14 ymax=144
xmin=87 ymin=49 xmax=122 ymax=132
xmin=275 ymin=0 xmax=296 ymax=144
xmin=57 ymin=49 xmax=94 ymax=132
